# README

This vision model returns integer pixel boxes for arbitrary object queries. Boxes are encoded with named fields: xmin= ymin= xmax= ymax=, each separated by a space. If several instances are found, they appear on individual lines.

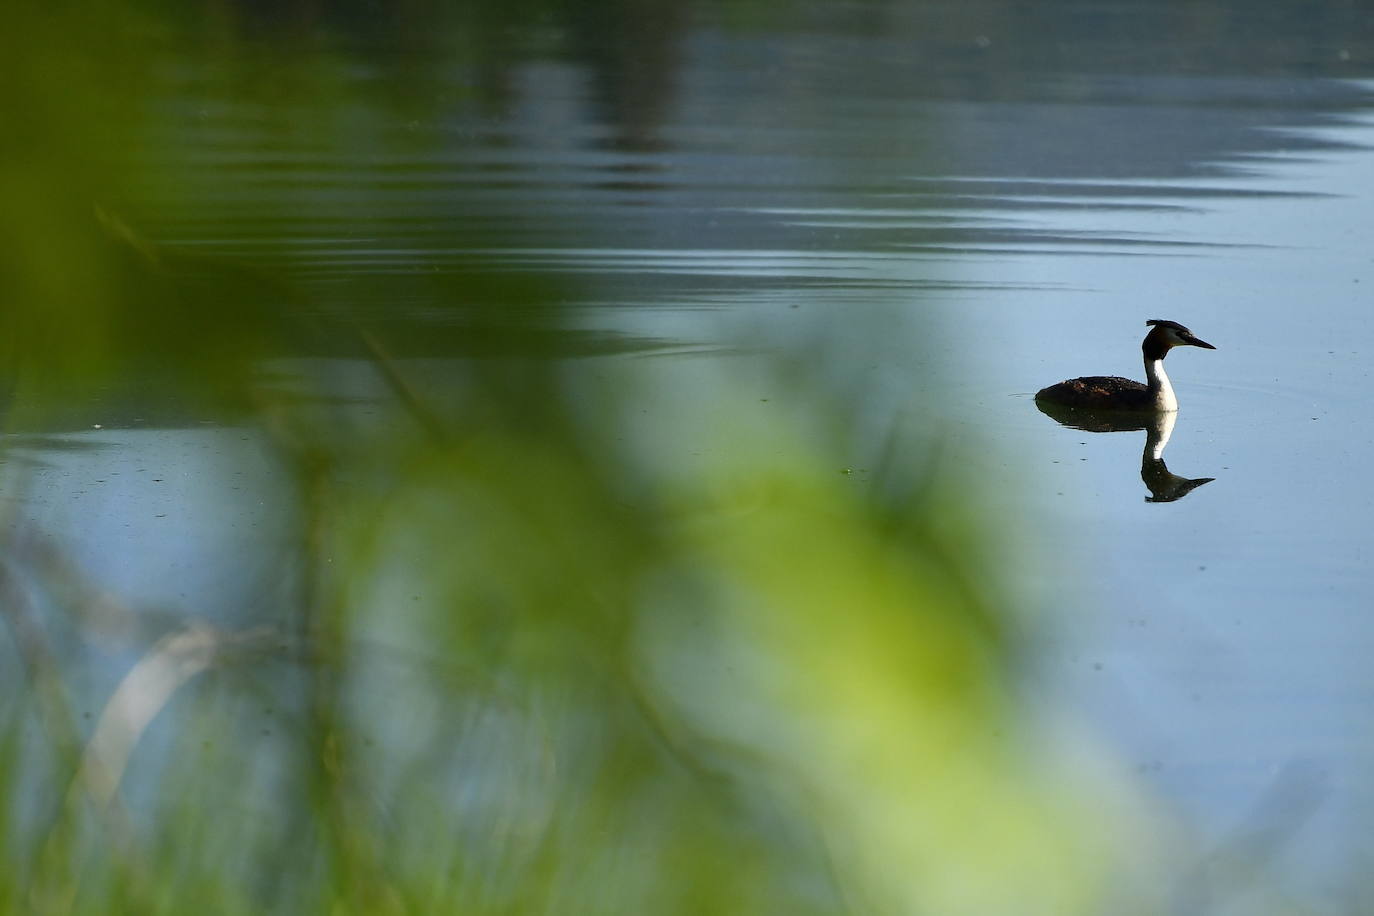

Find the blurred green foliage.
xmin=0 ymin=2 xmax=1128 ymax=914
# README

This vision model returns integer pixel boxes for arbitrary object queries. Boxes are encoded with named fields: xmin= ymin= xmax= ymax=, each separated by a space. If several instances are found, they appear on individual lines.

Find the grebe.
xmin=1035 ymin=319 xmax=1216 ymax=412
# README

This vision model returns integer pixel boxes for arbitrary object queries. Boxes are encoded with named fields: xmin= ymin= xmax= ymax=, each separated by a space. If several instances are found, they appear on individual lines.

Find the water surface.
xmin=8 ymin=1 xmax=1374 ymax=911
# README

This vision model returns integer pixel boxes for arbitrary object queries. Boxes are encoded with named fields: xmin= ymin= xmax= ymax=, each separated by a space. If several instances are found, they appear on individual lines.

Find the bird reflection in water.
xmin=1035 ymin=401 xmax=1215 ymax=503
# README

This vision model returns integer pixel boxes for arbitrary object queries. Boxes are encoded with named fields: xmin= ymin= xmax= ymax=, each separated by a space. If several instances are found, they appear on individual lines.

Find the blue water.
xmin=11 ymin=4 xmax=1374 ymax=909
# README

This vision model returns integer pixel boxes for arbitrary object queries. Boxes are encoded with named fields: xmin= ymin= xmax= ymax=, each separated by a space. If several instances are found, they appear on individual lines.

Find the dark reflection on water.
xmin=5 ymin=1 xmax=1374 ymax=913
xmin=122 ymin=2 xmax=1374 ymax=341
xmin=1035 ymin=404 xmax=1217 ymax=503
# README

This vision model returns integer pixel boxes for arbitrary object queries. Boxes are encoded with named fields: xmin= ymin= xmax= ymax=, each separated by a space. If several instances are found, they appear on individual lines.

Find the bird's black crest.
xmin=1146 ymin=319 xmax=1189 ymax=333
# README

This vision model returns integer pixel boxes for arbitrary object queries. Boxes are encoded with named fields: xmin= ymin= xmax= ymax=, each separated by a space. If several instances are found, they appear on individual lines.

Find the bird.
xmin=1035 ymin=319 xmax=1216 ymax=412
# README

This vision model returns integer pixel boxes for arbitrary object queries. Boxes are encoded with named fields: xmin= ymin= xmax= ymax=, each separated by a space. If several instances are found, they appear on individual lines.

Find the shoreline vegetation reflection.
xmin=4 ymin=1 xmax=1373 ymax=913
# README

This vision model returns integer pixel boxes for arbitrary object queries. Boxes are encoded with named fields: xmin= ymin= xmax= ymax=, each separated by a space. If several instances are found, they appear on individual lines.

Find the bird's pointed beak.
xmin=1186 ymin=334 xmax=1216 ymax=350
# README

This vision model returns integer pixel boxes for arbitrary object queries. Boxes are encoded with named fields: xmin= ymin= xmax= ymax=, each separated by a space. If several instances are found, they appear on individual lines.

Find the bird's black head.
xmin=1145 ymin=319 xmax=1216 ymax=358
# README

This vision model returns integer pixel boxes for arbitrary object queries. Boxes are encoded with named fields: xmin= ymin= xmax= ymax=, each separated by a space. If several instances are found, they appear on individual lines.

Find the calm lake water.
xmin=11 ymin=1 xmax=1374 ymax=910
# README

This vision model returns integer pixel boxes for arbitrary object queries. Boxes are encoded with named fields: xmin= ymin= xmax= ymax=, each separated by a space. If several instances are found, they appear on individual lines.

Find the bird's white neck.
xmin=1145 ymin=357 xmax=1177 ymax=411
